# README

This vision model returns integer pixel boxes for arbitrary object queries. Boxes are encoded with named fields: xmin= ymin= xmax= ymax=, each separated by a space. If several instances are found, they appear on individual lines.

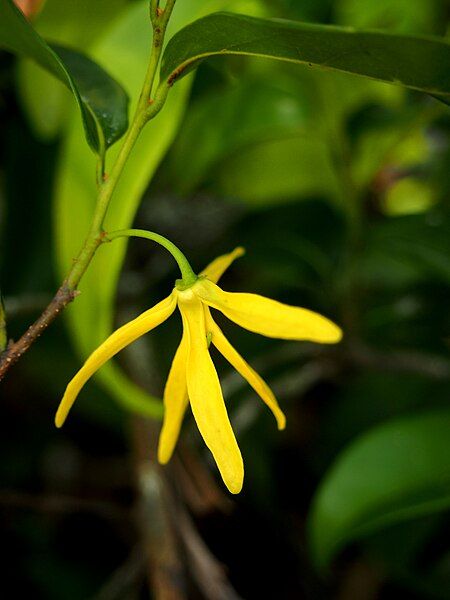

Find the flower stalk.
xmin=106 ymin=229 xmax=198 ymax=287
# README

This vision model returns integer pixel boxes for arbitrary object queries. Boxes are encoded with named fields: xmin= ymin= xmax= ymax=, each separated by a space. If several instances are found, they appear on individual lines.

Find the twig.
xmin=337 ymin=560 xmax=384 ymax=600
xmin=174 ymin=499 xmax=242 ymax=600
xmin=122 ymin=311 xmax=238 ymax=599
xmin=93 ymin=545 xmax=147 ymax=600
xmin=344 ymin=341 xmax=450 ymax=380
xmin=172 ymin=448 xmax=233 ymax=516
xmin=130 ymin=417 xmax=187 ymax=600
xmin=0 ymin=284 xmax=79 ymax=379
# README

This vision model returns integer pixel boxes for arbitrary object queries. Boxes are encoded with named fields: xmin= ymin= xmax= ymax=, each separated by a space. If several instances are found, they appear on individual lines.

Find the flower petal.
xmin=157 ymin=329 xmax=189 ymax=464
xmin=55 ymin=294 xmax=176 ymax=428
xmin=180 ymin=296 xmax=243 ymax=494
xmin=196 ymin=279 xmax=342 ymax=343
xmin=200 ymin=247 xmax=245 ymax=284
xmin=205 ymin=309 xmax=286 ymax=430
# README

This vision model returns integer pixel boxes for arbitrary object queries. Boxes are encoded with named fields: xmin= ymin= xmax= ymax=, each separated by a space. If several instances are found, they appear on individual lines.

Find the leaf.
xmin=160 ymin=12 xmax=450 ymax=102
xmin=308 ymin=410 xmax=450 ymax=571
xmin=361 ymin=211 xmax=450 ymax=291
xmin=17 ymin=0 xmax=130 ymax=140
xmin=163 ymin=79 xmax=312 ymax=195
xmin=30 ymin=0 xmax=129 ymax=47
xmin=0 ymin=0 xmax=128 ymax=155
xmin=163 ymin=66 xmax=406 ymax=206
xmin=336 ymin=0 xmax=440 ymax=35
xmin=216 ymin=135 xmax=342 ymax=205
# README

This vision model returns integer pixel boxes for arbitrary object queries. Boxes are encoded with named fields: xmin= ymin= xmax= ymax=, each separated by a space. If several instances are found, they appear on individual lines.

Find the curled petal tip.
xmin=200 ymin=247 xmax=246 ymax=284
xmin=233 ymin=246 xmax=245 ymax=257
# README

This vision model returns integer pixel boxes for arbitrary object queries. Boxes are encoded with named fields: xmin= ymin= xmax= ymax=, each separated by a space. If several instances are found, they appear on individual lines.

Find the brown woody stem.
xmin=0 ymin=284 xmax=78 ymax=379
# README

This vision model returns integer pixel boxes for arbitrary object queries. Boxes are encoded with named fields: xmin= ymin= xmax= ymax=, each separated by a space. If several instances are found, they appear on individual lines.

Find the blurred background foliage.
xmin=1 ymin=0 xmax=450 ymax=598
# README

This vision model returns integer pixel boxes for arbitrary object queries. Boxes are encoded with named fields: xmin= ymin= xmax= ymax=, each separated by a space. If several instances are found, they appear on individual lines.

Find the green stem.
xmin=107 ymin=229 xmax=198 ymax=287
xmin=64 ymin=2 xmax=176 ymax=291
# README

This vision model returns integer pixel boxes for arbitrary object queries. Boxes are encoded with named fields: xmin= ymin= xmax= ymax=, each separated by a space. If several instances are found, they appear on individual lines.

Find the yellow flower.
xmin=55 ymin=248 xmax=342 ymax=493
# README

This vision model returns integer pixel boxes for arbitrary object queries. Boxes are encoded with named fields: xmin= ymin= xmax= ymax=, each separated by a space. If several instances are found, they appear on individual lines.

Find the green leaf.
xmin=335 ymin=0 xmax=440 ymax=35
xmin=163 ymin=66 xmax=405 ymax=207
xmin=361 ymin=211 xmax=450 ymax=291
xmin=163 ymin=79 xmax=313 ymax=195
xmin=216 ymin=134 xmax=342 ymax=205
xmin=0 ymin=0 xmax=128 ymax=155
xmin=308 ymin=410 xmax=450 ymax=571
xmin=17 ymin=0 xmax=130 ymax=141
xmin=160 ymin=12 xmax=450 ymax=102
xmin=30 ymin=0 xmax=129 ymax=47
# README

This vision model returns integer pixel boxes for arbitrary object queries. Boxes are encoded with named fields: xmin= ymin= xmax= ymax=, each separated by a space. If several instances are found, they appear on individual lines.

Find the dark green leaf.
xmin=161 ymin=12 xmax=450 ymax=102
xmin=0 ymin=0 xmax=129 ymax=155
xmin=308 ymin=410 xmax=450 ymax=571
xmin=16 ymin=0 xmax=129 ymax=141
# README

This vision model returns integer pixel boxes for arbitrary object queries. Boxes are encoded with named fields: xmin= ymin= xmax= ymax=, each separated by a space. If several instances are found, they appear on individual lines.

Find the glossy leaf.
xmin=17 ymin=0 xmax=129 ymax=140
xmin=0 ymin=0 xmax=129 ymax=155
xmin=160 ymin=12 xmax=450 ymax=102
xmin=308 ymin=410 xmax=450 ymax=571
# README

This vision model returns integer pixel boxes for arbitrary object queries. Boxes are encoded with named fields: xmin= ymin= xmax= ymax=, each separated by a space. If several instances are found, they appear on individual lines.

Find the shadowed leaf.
xmin=309 ymin=410 xmax=450 ymax=571
xmin=0 ymin=0 xmax=129 ymax=156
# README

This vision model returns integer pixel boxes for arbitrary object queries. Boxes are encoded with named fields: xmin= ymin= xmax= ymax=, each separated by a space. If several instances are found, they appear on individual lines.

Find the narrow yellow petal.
xmin=157 ymin=329 xmax=189 ymax=464
xmin=205 ymin=309 xmax=286 ymax=430
xmin=196 ymin=279 xmax=342 ymax=344
xmin=200 ymin=247 xmax=245 ymax=284
xmin=180 ymin=295 xmax=243 ymax=494
xmin=55 ymin=294 xmax=176 ymax=428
